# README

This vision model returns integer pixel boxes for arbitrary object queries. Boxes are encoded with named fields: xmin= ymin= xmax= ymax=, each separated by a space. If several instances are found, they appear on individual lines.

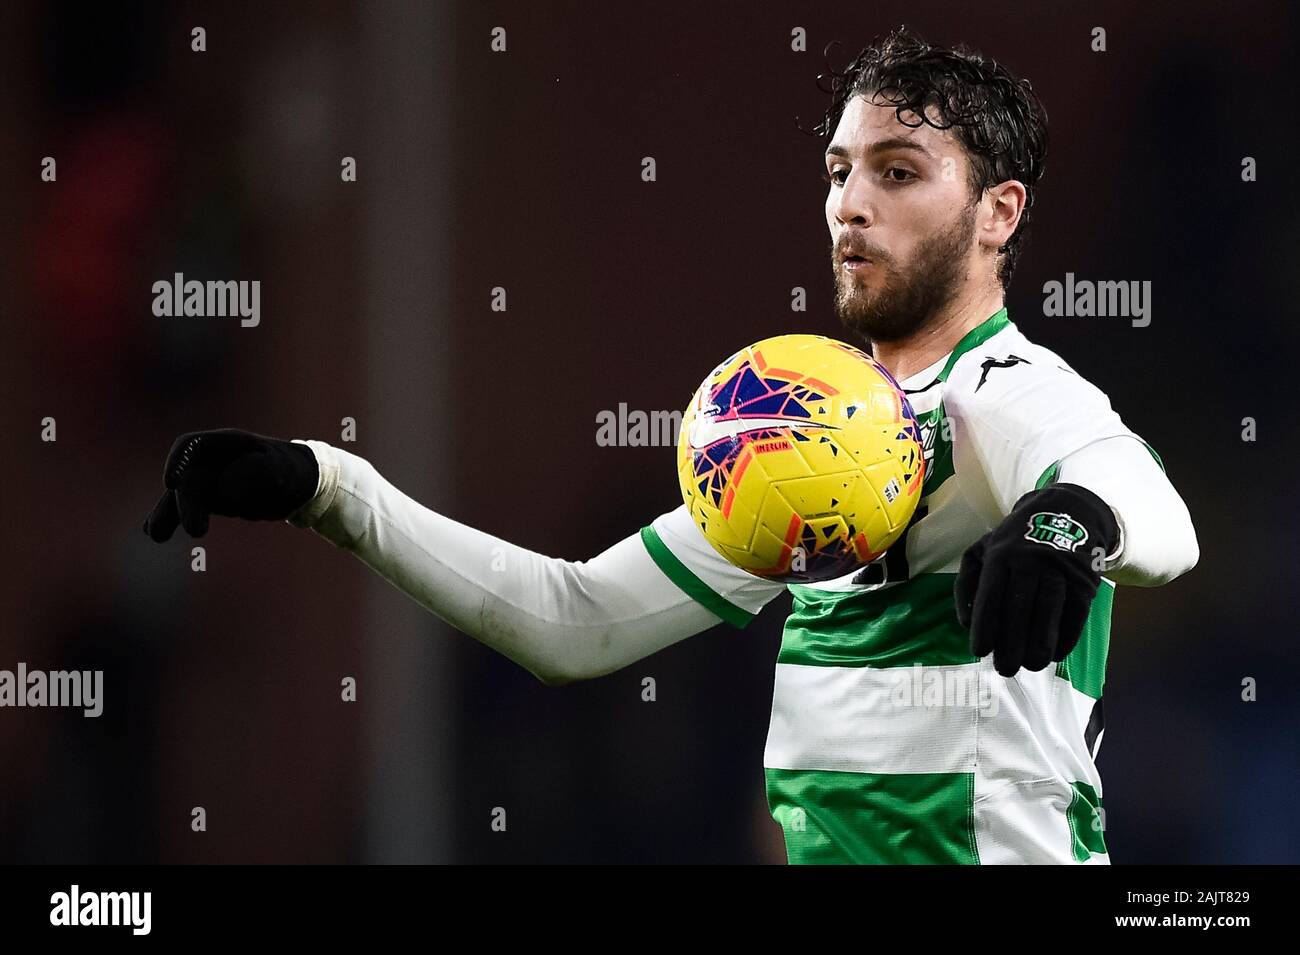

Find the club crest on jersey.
xmin=918 ymin=416 xmax=938 ymax=466
xmin=1024 ymin=512 xmax=1088 ymax=552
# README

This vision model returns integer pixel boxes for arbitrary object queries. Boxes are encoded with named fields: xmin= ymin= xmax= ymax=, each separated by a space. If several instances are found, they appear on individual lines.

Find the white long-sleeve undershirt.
xmin=287 ymin=440 xmax=721 ymax=685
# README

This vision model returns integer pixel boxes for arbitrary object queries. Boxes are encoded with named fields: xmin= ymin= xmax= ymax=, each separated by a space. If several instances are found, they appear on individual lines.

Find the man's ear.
xmin=982 ymin=180 xmax=1027 ymax=253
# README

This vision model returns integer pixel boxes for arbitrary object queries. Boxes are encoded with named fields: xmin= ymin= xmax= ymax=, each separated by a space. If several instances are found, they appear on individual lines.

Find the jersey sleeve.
xmin=945 ymin=345 xmax=1152 ymax=518
xmin=639 ymin=504 xmax=787 ymax=628
xmin=288 ymin=440 xmax=729 ymax=683
xmin=1056 ymin=434 xmax=1198 ymax=586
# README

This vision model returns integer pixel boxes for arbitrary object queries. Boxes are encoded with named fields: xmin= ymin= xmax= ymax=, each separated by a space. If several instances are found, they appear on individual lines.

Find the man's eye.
xmin=822 ymin=168 xmax=848 ymax=186
xmin=884 ymin=166 xmax=917 ymax=182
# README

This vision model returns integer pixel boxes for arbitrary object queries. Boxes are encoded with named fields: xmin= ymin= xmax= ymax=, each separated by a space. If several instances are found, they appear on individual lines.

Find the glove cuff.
xmin=286 ymin=440 xmax=340 ymax=529
xmin=1009 ymin=482 xmax=1120 ymax=562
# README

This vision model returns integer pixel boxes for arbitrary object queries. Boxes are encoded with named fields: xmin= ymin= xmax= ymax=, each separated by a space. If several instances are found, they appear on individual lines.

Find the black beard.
xmin=833 ymin=202 xmax=977 ymax=344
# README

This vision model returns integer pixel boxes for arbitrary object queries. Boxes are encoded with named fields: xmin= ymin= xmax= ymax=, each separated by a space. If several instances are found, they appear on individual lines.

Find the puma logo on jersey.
xmin=975 ymin=354 xmax=1030 ymax=391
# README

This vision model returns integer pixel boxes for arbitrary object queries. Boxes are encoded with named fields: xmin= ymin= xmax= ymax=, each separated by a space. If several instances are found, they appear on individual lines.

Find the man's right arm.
xmin=288 ymin=440 xmax=745 ymax=684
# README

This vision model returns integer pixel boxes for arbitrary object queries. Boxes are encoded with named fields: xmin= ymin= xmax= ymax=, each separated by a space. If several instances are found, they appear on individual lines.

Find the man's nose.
xmin=832 ymin=174 xmax=874 ymax=228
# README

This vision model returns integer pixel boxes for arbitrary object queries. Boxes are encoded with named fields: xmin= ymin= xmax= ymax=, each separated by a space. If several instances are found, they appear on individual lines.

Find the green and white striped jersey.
xmin=641 ymin=308 xmax=1157 ymax=864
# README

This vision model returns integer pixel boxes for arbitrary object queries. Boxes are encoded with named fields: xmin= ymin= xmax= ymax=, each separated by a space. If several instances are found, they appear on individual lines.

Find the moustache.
xmin=834 ymin=238 xmax=892 ymax=265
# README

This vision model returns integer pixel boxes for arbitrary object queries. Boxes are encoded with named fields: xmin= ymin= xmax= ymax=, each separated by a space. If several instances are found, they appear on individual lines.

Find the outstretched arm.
xmin=288 ymin=440 xmax=723 ymax=685
xmin=142 ymin=429 xmax=740 ymax=685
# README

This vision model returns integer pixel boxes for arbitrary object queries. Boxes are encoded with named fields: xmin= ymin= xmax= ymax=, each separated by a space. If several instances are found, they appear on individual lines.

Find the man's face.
xmin=825 ymin=94 xmax=981 ymax=343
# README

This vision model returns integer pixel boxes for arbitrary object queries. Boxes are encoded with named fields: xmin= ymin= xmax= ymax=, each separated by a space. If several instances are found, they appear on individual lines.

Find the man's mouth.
xmin=842 ymin=255 xmax=873 ymax=272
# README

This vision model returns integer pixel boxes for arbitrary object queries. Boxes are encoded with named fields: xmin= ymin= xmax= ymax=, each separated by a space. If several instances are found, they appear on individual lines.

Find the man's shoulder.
xmin=946 ymin=322 xmax=1111 ymax=408
xmin=942 ymin=323 xmax=1120 ymax=445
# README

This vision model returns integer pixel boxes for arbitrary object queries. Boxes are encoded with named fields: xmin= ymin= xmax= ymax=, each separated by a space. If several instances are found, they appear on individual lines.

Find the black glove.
xmin=143 ymin=429 xmax=319 ymax=541
xmin=955 ymin=483 xmax=1119 ymax=677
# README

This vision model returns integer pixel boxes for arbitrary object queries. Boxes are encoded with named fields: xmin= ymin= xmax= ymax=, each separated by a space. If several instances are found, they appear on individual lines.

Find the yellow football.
xmin=677 ymin=334 xmax=924 ymax=582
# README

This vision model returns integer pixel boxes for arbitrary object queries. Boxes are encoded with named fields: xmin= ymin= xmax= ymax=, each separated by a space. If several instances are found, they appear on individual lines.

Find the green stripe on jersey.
xmin=1066 ymin=780 xmax=1107 ymax=861
xmin=937 ymin=307 xmax=1010 ymax=381
xmin=1142 ymin=439 xmax=1165 ymax=472
xmin=767 ymin=767 xmax=980 ymax=864
xmin=783 ymin=572 xmax=975 ymax=668
xmin=639 ymin=524 xmax=754 ymax=628
xmin=917 ymin=409 xmax=955 ymax=493
xmin=1057 ymin=581 xmax=1113 ymax=699
xmin=1034 ymin=437 xmax=1165 ymax=491
xmin=914 ymin=308 xmax=1008 ymax=494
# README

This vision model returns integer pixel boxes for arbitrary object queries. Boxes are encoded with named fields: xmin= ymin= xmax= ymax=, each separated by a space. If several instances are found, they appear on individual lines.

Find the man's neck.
xmin=871 ymin=289 xmax=1006 ymax=381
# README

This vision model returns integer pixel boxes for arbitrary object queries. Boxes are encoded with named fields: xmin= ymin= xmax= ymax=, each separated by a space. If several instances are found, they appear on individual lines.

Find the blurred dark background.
xmin=1 ymin=0 xmax=1296 ymax=863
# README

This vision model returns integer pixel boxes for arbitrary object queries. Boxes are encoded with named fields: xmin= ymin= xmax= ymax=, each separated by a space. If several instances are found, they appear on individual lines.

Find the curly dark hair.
xmin=808 ymin=26 xmax=1049 ymax=290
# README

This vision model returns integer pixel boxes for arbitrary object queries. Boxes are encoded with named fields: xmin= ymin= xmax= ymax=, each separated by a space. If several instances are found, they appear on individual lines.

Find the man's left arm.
xmin=1054 ymin=434 xmax=1199 ymax=587
xmin=949 ymin=355 xmax=1199 ymax=675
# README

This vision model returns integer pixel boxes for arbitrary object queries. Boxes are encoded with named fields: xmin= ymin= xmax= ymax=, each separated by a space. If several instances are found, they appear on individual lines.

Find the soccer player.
xmin=143 ymin=27 xmax=1198 ymax=864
